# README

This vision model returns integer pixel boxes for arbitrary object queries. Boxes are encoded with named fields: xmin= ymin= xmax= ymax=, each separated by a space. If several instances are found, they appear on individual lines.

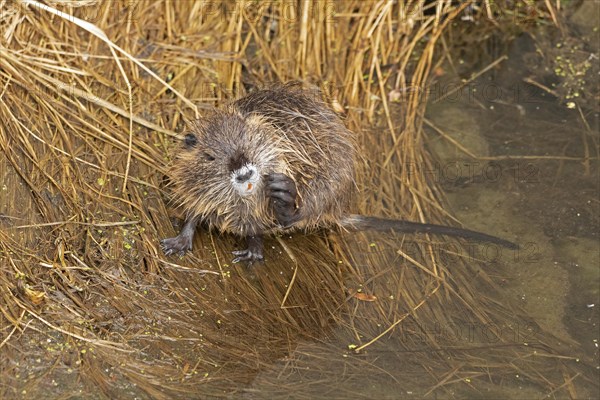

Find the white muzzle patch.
xmin=231 ymin=164 xmax=260 ymax=197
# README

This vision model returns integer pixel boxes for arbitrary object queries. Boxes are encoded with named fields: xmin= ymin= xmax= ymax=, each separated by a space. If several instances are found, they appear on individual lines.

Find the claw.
xmin=160 ymin=235 xmax=193 ymax=256
xmin=231 ymin=248 xmax=264 ymax=264
xmin=231 ymin=235 xmax=265 ymax=265
xmin=161 ymin=217 xmax=198 ymax=257
xmin=266 ymin=173 xmax=299 ymax=227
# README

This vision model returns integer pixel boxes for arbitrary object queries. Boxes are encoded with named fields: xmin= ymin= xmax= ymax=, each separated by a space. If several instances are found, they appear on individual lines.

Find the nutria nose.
xmin=235 ymin=169 xmax=254 ymax=183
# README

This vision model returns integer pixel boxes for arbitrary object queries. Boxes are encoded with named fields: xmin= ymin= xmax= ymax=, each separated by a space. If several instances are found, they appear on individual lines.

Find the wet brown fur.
xmin=169 ymin=82 xmax=356 ymax=238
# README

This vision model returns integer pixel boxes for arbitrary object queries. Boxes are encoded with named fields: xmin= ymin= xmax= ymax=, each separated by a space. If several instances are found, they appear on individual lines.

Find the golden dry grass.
xmin=0 ymin=0 xmax=595 ymax=398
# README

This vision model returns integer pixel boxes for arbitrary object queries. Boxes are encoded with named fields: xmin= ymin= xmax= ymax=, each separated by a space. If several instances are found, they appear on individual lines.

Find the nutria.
xmin=161 ymin=83 xmax=517 ymax=263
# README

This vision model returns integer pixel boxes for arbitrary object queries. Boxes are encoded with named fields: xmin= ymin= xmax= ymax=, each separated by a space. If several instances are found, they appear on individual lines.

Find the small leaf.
xmin=25 ymin=286 xmax=47 ymax=305
xmin=353 ymin=292 xmax=377 ymax=302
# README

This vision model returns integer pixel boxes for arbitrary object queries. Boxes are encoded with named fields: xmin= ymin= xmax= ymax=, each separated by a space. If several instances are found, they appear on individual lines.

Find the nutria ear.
xmin=184 ymin=133 xmax=198 ymax=148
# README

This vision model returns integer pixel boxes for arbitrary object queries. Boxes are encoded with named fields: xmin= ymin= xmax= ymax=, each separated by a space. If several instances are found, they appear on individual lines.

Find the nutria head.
xmin=169 ymin=110 xmax=288 ymax=230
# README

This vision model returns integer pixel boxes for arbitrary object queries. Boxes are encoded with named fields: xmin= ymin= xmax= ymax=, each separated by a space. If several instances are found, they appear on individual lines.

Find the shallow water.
xmin=422 ymin=33 xmax=599 ymax=398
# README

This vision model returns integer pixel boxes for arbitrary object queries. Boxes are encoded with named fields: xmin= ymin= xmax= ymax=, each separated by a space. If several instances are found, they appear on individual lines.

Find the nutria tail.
xmin=341 ymin=215 xmax=519 ymax=249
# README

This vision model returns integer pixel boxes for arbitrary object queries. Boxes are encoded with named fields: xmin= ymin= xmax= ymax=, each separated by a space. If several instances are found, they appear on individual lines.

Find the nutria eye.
xmin=204 ymin=152 xmax=215 ymax=161
xmin=184 ymin=133 xmax=197 ymax=148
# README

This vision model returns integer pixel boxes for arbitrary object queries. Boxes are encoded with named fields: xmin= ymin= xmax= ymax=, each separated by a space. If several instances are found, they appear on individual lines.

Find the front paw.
xmin=160 ymin=235 xmax=192 ymax=256
xmin=232 ymin=235 xmax=264 ymax=265
xmin=266 ymin=173 xmax=299 ymax=227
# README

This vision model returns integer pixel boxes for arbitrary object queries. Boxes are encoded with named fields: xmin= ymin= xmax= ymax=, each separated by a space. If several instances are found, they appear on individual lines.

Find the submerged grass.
xmin=0 ymin=0 xmax=596 ymax=398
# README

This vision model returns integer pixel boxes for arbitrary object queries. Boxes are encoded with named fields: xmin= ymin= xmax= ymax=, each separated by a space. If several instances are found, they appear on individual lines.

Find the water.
xmin=424 ymin=31 xmax=599 ymax=398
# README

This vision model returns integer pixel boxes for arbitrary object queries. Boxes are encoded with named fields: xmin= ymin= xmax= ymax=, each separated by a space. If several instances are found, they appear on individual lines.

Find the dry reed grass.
xmin=0 ymin=0 xmax=595 ymax=398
